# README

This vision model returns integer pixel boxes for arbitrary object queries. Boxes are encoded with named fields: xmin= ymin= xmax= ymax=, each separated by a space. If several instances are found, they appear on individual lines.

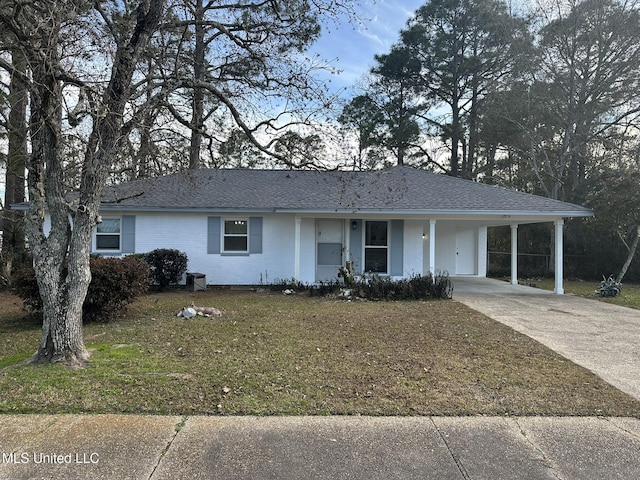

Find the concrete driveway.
xmin=452 ymin=277 xmax=640 ymax=401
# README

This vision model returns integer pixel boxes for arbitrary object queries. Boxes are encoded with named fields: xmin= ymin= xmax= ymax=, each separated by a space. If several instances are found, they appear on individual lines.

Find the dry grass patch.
xmin=1 ymin=289 xmax=639 ymax=417
xmin=530 ymin=278 xmax=640 ymax=310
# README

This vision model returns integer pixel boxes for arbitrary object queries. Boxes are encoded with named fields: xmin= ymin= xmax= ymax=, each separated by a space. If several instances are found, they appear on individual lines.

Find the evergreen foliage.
xmin=13 ymin=257 xmax=150 ymax=323
xmin=144 ymin=249 xmax=188 ymax=290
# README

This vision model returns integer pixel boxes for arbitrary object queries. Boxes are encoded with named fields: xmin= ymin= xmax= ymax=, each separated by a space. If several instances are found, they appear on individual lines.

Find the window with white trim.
xmin=364 ymin=221 xmax=388 ymax=273
xmin=95 ymin=217 xmax=121 ymax=251
xmin=223 ymin=219 xmax=248 ymax=252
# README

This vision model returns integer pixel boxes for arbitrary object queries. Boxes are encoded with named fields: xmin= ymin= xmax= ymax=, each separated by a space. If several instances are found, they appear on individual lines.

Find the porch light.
xmin=351 ymin=220 xmax=358 ymax=230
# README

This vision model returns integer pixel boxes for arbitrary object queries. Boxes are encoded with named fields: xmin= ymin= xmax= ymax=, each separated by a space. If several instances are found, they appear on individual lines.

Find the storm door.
xmin=316 ymin=219 xmax=344 ymax=282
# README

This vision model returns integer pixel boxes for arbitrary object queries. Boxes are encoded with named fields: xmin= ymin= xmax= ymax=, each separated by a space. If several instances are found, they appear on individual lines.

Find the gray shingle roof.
xmin=100 ymin=166 xmax=592 ymax=216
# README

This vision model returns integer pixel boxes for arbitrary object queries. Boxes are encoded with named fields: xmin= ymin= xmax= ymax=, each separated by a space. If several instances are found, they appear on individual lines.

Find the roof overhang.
xmin=96 ymin=206 xmax=593 ymax=226
xmin=11 ymin=203 xmax=594 ymax=225
xmin=273 ymin=208 xmax=593 ymax=218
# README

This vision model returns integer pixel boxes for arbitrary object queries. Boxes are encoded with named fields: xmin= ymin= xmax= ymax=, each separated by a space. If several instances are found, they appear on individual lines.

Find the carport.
xmin=423 ymin=216 xmax=574 ymax=294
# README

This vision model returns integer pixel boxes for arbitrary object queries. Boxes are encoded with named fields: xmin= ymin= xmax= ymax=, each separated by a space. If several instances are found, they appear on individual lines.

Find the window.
xmin=95 ymin=218 xmax=121 ymax=251
xmin=223 ymin=219 xmax=248 ymax=252
xmin=364 ymin=221 xmax=388 ymax=273
xmin=207 ymin=217 xmax=262 ymax=255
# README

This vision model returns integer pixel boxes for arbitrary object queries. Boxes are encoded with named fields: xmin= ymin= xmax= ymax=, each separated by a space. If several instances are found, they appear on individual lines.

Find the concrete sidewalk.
xmin=1 ymin=414 xmax=640 ymax=480
xmin=452 ymin=277 xmax=640 ymax=401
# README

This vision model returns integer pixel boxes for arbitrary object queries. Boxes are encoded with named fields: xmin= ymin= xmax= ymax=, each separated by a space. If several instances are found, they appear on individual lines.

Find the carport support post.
xmin=429 ymin=219 xmax=436 ymax=276
xmin=294 ymin=216 xmax=301 ymax=281
xmin=554 ymin=219 xmax=564 ymax=295
xmin=511 ymin=224 xmax=518 ymax=285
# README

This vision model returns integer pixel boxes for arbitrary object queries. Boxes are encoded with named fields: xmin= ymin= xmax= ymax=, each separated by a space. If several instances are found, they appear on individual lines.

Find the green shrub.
xmin=83 ymin=256 xmax=150 ymax=322
xmin=12 ymin=266 xmax=43 ymax=311
xmin=144 ymin=249 xmax=188 ymax=290
xmin=12 ymin=256 xmax=150 ymax=323
xmin=598 ymin=275 xmax=622 ymax=297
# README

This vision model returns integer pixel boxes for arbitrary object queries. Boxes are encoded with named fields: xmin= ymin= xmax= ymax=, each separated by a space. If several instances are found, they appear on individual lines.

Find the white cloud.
xmin=309 ymin=0 xmax=424 ymax=96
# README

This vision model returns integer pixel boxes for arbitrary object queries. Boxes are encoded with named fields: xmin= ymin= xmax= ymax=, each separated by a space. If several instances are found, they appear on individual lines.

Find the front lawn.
xmin=1 ymin=289 xmax=639 ymax=417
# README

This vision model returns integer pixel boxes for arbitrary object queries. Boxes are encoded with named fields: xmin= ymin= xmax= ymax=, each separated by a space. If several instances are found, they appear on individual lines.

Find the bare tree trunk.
xmin=19 ymin=0 xmax=166 ymax=367
xmin=189 ymin=0 xmax=206 ymax=169
xmin=26 ymin=40 xmax=90 ymax=365
xmin=450 ymin=102 xmax=460 ymax=177
xmin=1 ymin=44 xmax=28 ymax=285
xmin=484 ymin=144 xmax=497 ymax=184
xmin=616 ymin=225 xmax=640 ymax=284
xmin=397 ymin=145 xmax=404 ymax=166
xmin=465 ymin=78 xmax=479 ymax=180
xmin=136 ymin=109 xmax=154 ymax=178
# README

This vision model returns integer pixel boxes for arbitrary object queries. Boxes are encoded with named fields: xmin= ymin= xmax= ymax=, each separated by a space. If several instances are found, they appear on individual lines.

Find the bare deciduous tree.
xmin=0 ymin=0 xmax=354 ymax=366
xmin=0 ymin=0 xmax=166 ymax=366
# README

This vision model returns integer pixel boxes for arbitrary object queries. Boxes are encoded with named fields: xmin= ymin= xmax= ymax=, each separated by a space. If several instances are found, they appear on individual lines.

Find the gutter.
xmin=10 ymin=203 xmax=594 ymax=218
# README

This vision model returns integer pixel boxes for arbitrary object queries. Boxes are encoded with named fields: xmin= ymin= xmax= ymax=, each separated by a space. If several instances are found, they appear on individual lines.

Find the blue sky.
xmin=308 ymin=0 xmax=425 ymax=97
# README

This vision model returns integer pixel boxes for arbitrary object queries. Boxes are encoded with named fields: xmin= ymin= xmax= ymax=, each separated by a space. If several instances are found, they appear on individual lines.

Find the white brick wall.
xmin=134 ymin=212 xmax=297 ymax=285
xmin=91 ymin=211 xmax=489 ymax=285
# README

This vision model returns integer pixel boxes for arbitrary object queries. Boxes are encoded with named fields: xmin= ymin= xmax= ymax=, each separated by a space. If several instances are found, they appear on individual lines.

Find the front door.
xmin=316 ymin=219 xmax=344 ymax=282
xmin=455 ymin=228 xmax=476 ymax=275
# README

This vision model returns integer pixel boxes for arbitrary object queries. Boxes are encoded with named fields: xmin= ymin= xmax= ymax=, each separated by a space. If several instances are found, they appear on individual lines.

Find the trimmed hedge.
xmin=13 ymin=256 xmax=150 ymax=323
